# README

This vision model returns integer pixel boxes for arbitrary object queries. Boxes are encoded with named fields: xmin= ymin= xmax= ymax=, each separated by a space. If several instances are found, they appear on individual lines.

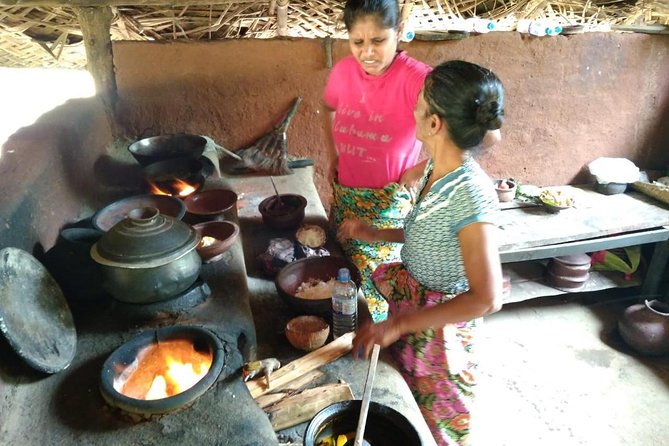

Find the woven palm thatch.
xmin=0 ymin=0 xmax=667 ymax=69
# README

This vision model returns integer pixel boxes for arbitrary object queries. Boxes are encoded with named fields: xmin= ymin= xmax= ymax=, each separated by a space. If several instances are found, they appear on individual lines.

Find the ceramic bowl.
xmin=275 ymin=256 xmax=361 ymax=318
xmin=494 ymin=179 xmax=517 ymax=202
xmin=184 ymin=189 xmax=238 ymax=222
xmin=192 ymin=221 xmax=240 ymax=263
xmin=92 ymin=194 xmax=186 ymax=232
xmin=539 ymin=189 xmax=575 ymax=213
xmin=285 ymin=315 xmax=330 ymax=351
xmin=596 ymin=182 xmax=627 ymax=195
xmin=258 ymin=194 xmax=307 ymax=229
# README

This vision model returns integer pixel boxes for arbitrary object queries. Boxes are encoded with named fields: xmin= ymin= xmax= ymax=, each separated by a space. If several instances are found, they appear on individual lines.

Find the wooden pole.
xmin=277 ymin=0 xmax=288 ymax=37
xmin=75 ymin=6 xmax=118 ymax=132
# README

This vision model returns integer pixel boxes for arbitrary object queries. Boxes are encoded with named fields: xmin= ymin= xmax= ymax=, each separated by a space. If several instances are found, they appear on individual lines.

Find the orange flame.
xmin=147 ymin=179 xmax=197 ymax=198
xmin=116 ymin=339 xmax=213 ymax=400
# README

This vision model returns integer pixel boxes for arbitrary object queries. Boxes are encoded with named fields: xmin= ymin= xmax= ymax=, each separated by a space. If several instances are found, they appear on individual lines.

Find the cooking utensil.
xmin=237 ymin=97 xmax=302 ymax=175
xmin=269 ymin=176 xmax=283 ymax=207
xmin=91 ymin=207 xmax=202 ymax=304
xmin=128 ymin=134 xmax=208 ymax=166
xmin=0 ymin=247 xmax=77 ymax=373
xmin=347 ymin=344 xmax=380 ymax=446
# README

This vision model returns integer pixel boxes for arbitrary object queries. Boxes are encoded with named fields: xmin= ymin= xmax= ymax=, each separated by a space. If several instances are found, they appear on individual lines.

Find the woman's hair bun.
xmin=476 ymin=100 xmax=503 ymax=131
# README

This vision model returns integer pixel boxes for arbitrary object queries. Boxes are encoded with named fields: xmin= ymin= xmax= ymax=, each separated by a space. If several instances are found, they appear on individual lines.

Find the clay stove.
xmin=100 ymin=325 xmax=225 ymax=420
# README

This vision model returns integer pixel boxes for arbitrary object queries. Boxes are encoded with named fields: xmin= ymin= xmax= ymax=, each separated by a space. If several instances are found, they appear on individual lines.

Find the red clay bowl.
xmin=192 ymin=221 xmax=240 ymax=263
xmin=184 ymin=189 xmax=238 ymax=221
xmin=258 ymin=194 xmax=307 ymax=229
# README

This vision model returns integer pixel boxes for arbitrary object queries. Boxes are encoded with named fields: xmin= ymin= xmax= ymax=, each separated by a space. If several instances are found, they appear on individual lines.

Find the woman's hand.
xmin=337 ymin=219 xmax=378 ymax=243
xmin=352 ymin=318 xmax=403 ymax=359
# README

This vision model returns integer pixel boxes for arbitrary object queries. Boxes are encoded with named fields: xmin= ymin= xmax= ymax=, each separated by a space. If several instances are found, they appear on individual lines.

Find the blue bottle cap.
xmin=337 ymin=268 xmax=350 ymax=282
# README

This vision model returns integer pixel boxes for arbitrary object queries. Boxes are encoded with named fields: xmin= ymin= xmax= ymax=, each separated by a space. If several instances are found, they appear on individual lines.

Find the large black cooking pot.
xmin=304 ymin=400 xmax=423 ymax=446
xmin=128 ymin=134 xmax=207 ymax=166
xmin=90 ymin=207 xmax=201 ymax=304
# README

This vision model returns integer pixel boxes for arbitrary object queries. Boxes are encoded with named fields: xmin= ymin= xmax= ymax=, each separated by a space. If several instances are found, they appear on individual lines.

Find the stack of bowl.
xmin=546 ymin=253 xmax=591 ymax=292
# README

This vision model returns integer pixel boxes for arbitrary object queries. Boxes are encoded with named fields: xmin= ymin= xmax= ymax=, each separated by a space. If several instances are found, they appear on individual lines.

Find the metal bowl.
xmin=128 ymin=134 xmax=207 ymax=166
xmin=92 ymin=194 xmax=186 ymax=232
xmin=275 ymin=256 xmax=361 ymax=318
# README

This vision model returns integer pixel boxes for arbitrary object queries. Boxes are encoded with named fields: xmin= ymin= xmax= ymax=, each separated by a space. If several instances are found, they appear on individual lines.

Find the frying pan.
xmin=128 ymin=134 xmax=208 ymax=166
xmin=143 ymin=158 xmax=205 ymax=183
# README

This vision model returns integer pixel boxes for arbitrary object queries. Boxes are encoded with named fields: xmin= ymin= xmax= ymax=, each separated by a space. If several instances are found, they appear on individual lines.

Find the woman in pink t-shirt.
xmin=324 ymin=0 xmax=431 ymax=322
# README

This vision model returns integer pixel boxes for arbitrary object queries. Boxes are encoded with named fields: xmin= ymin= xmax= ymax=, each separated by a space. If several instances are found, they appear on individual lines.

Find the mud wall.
xmin=113 ymin=33 xmax=669 ymax=209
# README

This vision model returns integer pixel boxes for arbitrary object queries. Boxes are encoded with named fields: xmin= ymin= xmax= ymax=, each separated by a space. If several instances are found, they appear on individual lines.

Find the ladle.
xmin=269 ymin=176 xmax=284 ymax=209
xmin=346 ymin=344 xmax=380 ymax=446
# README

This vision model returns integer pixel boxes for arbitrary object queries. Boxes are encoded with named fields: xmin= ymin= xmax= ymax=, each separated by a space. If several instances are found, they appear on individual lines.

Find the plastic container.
xmin=332 ymin=268 xmax=358 ymax=338
xmin=517 ymin=19 xmax=561 ymax=36
xmin=465 ymin=18 xmax=495 ymax=33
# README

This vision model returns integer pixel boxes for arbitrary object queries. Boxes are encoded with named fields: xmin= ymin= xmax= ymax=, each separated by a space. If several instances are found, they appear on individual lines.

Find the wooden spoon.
xmin=269 ymin=176 xmax=284 ymax=209
xmin=346 ymin=344 xmax=380 ymax=446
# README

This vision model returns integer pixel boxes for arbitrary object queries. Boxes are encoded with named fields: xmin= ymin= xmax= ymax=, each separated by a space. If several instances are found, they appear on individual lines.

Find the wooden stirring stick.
xmin=351 ymin=344 xmax=380 ymax=446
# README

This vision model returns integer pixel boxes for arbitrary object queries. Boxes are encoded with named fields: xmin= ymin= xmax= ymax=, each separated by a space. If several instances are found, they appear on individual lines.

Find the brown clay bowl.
xmin=92 ymin=194 xmax=186 ymax=232
xmin=285 ymin=315 xmax=330 ymax=352
xmin=275 ymin=256 xmax=361 ymax=318
xmin=192 ymin=221 xmax=240 ymax=263
xmin=184 ymin=189 xmax=238 ymax=221
xmin=258 ymin=194 xmax=307 ymax=229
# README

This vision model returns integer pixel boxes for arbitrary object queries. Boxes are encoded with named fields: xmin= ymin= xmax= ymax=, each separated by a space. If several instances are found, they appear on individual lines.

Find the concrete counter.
xmin=227 ymin=166 xmax=436 ymax=446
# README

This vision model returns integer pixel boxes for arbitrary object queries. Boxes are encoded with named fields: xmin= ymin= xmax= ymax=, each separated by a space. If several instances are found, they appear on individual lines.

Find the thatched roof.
xmin=0 ymin=0 xmax=667 ymax=69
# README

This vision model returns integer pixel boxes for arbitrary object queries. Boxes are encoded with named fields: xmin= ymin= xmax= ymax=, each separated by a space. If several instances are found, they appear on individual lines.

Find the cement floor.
xmin=470 ymin=288 xmax=669 ymax=446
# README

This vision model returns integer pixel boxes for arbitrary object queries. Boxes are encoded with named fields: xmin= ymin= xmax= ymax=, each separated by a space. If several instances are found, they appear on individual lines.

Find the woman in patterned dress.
xmin=337 ymin=60 xmax=506 ymax=446
xmin=324 ymin=0 xmax=432 ymax=322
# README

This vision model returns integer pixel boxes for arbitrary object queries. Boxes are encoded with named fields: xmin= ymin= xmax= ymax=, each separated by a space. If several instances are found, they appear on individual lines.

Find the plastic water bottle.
xmin=401 ymin=26 xmax=415 ymax=42
xmin=465 ymin=18 xmax=495 ymax=34
xmin=517 ymin=19 xmax=561 ymax=36
xmin=332 ymin=268 xmax=357 ymax=338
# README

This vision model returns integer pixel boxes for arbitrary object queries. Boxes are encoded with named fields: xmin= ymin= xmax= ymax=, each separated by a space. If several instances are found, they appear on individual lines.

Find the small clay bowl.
xmin=258 ymin=194 xmax=307 ymax=229
xmin=285 ymin=315 xmax=330 ymax=352
xmin=192 ymin=221 xmax=240 ymax=263
xmin=184 ymin=188 xmax=238 ymax=222
xmin=494 ymin=179 xmax=517 ymax=203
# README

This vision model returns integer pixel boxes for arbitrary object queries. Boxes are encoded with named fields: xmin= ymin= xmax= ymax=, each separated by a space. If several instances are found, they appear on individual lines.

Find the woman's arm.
xmin=336 ymin=218 xmax=405 ymax=244
xmin=353 ymin=221 xmax=504 ymax=358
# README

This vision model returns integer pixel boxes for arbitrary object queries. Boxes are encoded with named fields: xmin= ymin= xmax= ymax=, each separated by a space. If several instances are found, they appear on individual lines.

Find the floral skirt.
xmin=372 ymin=262 xmax=478 ymax=446
xmin=331 ymin=181 xmax=412 ymax=322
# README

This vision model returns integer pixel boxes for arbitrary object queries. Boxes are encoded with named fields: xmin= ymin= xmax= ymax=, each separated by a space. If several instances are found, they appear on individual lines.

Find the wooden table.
xmin=498 ymin=186 xmax=669 ymax=303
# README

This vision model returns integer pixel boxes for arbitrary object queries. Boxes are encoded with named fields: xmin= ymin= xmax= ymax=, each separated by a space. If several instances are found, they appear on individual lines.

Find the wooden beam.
xmin=75 ymin=6 xmax=118 ymax=129
xmin=0 ymin=0 xmax=265 ymax=5
xmin=276 ymin=0 xmax=288 ymax=37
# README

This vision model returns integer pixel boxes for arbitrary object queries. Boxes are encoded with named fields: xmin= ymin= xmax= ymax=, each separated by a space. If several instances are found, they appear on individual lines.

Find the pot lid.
xmin=91 ymin=207 xmax=200 ymax=269
xmin=0 ymin=247 xmax=77 ymax=374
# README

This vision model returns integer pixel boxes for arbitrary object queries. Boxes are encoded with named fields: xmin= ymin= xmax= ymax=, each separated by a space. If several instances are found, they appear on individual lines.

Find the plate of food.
xmin=539 ymin=189 xmax=575 ymax=213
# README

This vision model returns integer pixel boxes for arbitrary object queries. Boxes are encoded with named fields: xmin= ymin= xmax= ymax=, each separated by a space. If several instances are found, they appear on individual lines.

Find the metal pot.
xmin=91 ymin=207 xmax=201 ymax=304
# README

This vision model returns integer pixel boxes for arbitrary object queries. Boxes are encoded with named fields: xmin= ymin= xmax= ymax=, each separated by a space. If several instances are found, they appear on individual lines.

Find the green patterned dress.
xmin=331 ymin=181 xmax=413 ymax=322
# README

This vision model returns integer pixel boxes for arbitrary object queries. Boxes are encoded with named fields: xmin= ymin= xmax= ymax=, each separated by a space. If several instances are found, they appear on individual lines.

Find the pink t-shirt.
xmin=324 ymin=51 xmax=431 ymax=189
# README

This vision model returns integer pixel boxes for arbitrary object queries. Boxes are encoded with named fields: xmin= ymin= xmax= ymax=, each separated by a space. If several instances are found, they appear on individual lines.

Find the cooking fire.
xmin=114 ymin=339 xmax=213 ymax=400
xmin=148 ymin=178 xmax=199 ymax=198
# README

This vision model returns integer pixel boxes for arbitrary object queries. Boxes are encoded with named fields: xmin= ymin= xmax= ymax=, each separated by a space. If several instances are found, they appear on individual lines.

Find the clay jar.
xmin=618 ymin=299 xmax=669 ymax=356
